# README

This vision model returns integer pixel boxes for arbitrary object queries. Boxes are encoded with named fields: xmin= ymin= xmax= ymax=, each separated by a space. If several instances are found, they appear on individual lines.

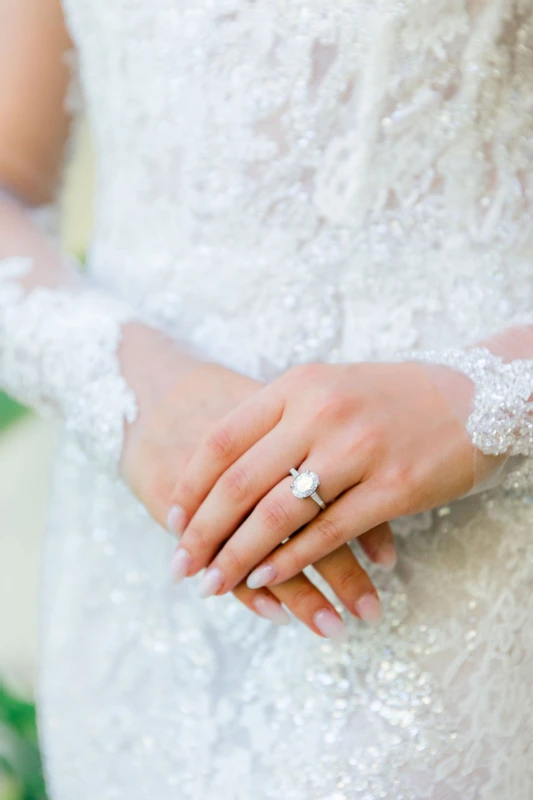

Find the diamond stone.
xmin=291 ymin=470 xmax=320 ymax=499
xmin=296 ymin=474 xmax=314 ymax=492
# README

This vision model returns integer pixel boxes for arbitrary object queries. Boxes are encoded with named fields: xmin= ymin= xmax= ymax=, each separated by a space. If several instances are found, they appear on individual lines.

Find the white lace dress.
xmin=5 ymin=1 xmax=533 ymax=798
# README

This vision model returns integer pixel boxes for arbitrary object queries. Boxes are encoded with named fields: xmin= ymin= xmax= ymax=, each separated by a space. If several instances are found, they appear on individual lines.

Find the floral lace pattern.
xmin=64 ymin=0 xmax=533 ymax=376
xmin=34 ymin=1 xmax=533 ymax=798
xmin=409 ymin=347 xmax=533 ymax=456
xmin=0 ymin=256 xmax=137 ymax=471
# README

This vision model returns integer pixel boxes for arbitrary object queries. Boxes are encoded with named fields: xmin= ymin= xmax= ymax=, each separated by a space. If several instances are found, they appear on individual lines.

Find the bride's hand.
xmin=171 ymin=360 xmax=475 ymax=596
xmin=120 ymin=329 xmax=392 ymax=636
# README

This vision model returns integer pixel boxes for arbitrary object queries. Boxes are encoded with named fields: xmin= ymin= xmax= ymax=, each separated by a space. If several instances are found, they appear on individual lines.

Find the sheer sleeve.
xmin=0 ymin=191 xmax=138 ymax=472
xmin=412 ymin=344 xmax=533 ymax=457
xmin=406 ymin=324 xmax=533 ymax=492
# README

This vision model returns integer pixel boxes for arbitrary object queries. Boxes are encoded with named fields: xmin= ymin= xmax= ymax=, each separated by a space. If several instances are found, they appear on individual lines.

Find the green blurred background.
xmin=0 ymin=124 xmax=94 ymax=800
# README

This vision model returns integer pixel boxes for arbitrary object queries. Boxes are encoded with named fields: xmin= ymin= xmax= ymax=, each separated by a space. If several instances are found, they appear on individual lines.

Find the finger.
xmin=169 ymin=384 xmax=285 ymax=522
xmin=267 ymin=573 xmax=347 ymax=640
xmin=176 ymin=422 xmax=310 ymax=574
xmin=191 ymin=446 xmax=367 ymax=595
xmin=313 ymin=544 xmax=383 ymax=625
xmin=357 ymin=522 xmax=397 ymax=572
xmin=231 ymin=575 xmax=347 ymax=639
xmin=231 ymin=583 xmax=291 ymax=627
xmin=246 ymin=480 xmax=390 ymax=588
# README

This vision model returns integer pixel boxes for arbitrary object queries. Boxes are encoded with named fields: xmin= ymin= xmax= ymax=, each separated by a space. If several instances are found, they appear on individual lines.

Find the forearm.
xmin=0 ymin=193 xmax=199 ymax=472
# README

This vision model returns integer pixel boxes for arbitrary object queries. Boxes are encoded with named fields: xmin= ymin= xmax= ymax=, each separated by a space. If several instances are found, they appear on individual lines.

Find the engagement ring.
xmin=290 ymin=468 xmax=326 ymax=510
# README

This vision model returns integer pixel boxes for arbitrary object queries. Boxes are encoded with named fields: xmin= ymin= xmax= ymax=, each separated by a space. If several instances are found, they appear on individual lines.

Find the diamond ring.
xmin=290 ymin=468 xmax=326 ymax=510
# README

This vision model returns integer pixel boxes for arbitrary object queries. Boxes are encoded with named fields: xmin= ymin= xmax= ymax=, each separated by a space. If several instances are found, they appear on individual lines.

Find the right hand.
xmin=119 ymin=324 xmax=394 ymax=638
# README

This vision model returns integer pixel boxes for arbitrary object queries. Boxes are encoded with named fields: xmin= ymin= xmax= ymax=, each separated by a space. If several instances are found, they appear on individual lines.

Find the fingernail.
xmin=355 ymin=593 xmax=383 ymax=625
xmin=167 ymin=505 xmax=188 ymax=538
xmin=253 ymin=596 xmax=291 ymax=626
xmin=171 ymin=548 xmax=191 ymax=582
xmin=313 ymin=609 xmax=348 ymax=642
xmin=375 ymin=543 xmax=397 ymax=572
xmin=247 ymin=564 xmax=277 ymax=590
xmin=197 ymin=567 xmax=224 ymax=598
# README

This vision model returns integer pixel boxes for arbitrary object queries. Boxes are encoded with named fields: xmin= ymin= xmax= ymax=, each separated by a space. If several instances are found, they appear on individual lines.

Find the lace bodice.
xmin=63 ymin=0 xmax=533 ymax=377
xmin=2 ymin=3 xmax=531 ymax=800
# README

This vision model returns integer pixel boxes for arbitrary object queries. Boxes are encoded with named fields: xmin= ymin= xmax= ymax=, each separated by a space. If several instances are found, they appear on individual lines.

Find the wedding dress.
xmin=1 ymin=1 xmax=533 ymax=798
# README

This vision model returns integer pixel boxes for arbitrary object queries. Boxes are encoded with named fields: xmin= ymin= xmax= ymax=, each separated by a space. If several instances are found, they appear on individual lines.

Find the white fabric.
xmin=25 ymin=1 xmax=533 ymax=798
xmin=0 ymin=255 xmax=137 ymax=471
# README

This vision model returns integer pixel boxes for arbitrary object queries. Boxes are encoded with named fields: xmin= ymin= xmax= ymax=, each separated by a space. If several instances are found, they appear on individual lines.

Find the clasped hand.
xmin=167 ymin=360 xmax=475 ymax=634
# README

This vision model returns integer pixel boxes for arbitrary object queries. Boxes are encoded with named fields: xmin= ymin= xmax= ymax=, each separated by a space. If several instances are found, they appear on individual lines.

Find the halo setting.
xmin=291 ymin=470 xmax=320 ymax=499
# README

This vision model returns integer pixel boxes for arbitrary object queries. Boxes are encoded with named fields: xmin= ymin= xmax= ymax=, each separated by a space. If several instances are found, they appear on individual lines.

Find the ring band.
xmin=290 ymin=468 xmax=326 ymax=510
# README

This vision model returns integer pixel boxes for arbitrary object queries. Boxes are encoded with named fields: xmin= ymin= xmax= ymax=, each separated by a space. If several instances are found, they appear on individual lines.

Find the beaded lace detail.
xmin=408 ymin=347 xmax=533 ymax=456
xmin=62 ymin=0 xmax=533 ymax=378
xmin=0 ymin=256 xmax=137 ymax=471
xmin=33 ymin=1 xmax=533 ymax=798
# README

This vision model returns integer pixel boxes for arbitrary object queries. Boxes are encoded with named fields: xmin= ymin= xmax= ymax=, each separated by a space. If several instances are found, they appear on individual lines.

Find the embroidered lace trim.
xmin=408 ymin=347 xmax=533 ymax=457
xmin=0 ymin=256 xmax=138 ymax=471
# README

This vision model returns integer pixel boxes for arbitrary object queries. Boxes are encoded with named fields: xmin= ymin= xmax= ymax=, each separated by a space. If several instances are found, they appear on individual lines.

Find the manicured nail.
xmin=197 ymin=567 xmax=224 ymax=598
xmin=313 ymin=609 xmax=348 ymax=641
xmin=253 ymin=596 xmax=291 ymax=626
xmin=167 ymin=505 xmax=188 ymax=538
xmin=355 ymin=593 xmax=383 ymax=625
xmin=375 ymin=543 xmax=397 ymax=572
xmin=171 ymin=548 xmax=191 ymax=582
xmin=247 ymin=564 xmax=277 ymax=589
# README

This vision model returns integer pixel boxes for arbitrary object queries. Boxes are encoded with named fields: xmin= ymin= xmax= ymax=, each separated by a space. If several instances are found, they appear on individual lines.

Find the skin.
xmin=170 ymin=361 xmax=477 ymax=596
xmin=0 ymin=0 xmax=395 ymax=639
xmin=0 ymin=0 xmax=73 ymax=205
xmin=121 ymin=347 xmax=395 ymax=637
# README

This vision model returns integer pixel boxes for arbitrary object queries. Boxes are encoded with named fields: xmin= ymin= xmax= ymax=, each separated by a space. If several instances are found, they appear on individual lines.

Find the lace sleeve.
xmin=0 ymin=198 xmax=138 ymax=474
xmin=407 ymin=347 xmax=533 ymax=458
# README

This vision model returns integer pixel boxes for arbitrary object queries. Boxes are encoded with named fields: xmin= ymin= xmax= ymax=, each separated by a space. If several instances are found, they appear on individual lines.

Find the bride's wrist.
xmin=118 ymin=322 xmax=203 ymax=473
xmin=119 ymin=321 xmax=201 ymax=419
xmin=473 ymin=324 xmax=533 ymax=361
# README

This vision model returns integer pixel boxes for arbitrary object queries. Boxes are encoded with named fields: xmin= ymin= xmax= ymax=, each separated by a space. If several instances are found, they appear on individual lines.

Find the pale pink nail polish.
xmin=355 ymin=593 xmax=383 ymax=625
xmin=247 ymin=564 xmax=276 ymax=590
xmin=171 ymin=548 xmax=191 ymax=582
xmin=253 ymin=596 xmax=291 ymax=626
xmin=375 ymin=543 xmax=397 ymax=572
xmin=197 ymin=567 xmax=224 ymax=598
xmin=313 ymin=610 xmax=348 ymax=641
xmin=167 ymin=505 xmax=188 ymax=538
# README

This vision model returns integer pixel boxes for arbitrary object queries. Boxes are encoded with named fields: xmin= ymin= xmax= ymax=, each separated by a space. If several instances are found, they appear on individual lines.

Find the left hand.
xmin=171 ymin=360 xmax=475 ymax=596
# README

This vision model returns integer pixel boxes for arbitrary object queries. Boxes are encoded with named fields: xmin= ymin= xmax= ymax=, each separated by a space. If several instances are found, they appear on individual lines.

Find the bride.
xmin=1 ymin=0 xmax=532 ymax=797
